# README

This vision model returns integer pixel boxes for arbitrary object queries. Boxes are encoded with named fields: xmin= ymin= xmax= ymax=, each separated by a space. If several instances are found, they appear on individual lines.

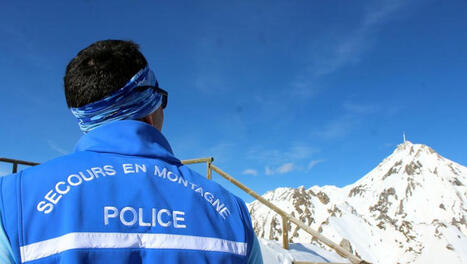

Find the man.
xmin=0 ymin=40 xmax=263 ymax=263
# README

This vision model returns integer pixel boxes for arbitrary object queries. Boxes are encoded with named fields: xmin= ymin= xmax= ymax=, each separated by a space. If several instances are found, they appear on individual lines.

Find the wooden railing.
xmin=0 ymin=157 xmax=39 ymax=173
xmin=0 ymin=156 xmax=368 ymax=264
xmin=181 ymin=158 xmax=368 ymax=264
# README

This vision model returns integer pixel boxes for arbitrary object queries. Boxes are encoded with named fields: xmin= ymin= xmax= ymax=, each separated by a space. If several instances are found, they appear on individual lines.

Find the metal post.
xmin=0 ymin=158 xmax=39 ymax=167
xmin=207 ymin=161 xmax=212 ymax=180
xmin=282 ymin=214 xmax=289 ymax=249
xmin=12 ymin=163 xmax=18 ymax=173
xmin=1 ymin=158 xmax=40 ymax=174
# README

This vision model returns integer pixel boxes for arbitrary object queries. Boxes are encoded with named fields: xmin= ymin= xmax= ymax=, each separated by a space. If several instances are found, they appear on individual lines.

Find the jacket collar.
xmin=74 ymin=120 xmax=180 ymax=165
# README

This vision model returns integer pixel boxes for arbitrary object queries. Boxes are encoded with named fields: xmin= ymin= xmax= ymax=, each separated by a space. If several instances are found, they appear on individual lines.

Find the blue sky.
xmin=1 ymin=0 xmax=466 ymax=202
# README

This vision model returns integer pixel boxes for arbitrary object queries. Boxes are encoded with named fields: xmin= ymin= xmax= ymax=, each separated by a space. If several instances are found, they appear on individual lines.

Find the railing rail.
xmin=0 ymin=156 xmax=368 ymax=264
xmin=206 ymin=162 xmax=366 ymax=264
xmin=0 ymin=157 xmax=39 ymax=173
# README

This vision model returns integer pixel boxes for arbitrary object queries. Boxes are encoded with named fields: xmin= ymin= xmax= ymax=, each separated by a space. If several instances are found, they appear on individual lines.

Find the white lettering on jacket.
xmin=36 ymin=163 xmax=231 ymax=221
xmin=36 ymin=165 xmax=116 ymax=214
xmin=104 ymin=206 xmax=186 ymax=228
xmin=154 ymin=165 xmax=231 ymax=220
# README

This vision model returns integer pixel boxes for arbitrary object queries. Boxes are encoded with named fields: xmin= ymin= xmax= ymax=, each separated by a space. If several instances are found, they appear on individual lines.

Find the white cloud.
xmin=242 ymin=169 xmax=258 ymax=176
xmin=247 ymin=143 xmax=317 ymax=164
xmin=247 ymin=143 xmax=320 ymax=176
xmin=307 ymin=160 xmax=325 ymax=171
xmin=288 ymin=145 xmax=318 ymax=160
xmin=47 ymin=140 xmax=69 ymax=155
xmin=311 ymin=0 xmax=409 ymax=76
xmin=265 ymin=162 xmax=295 ymax=175
xmin=197 ymin=142 xmax=237 ymax=164
xmin=314 ymin=115 xmax=355 ymax=139
xmin=315 ymin=101 xmax=380 ymax=139
xmin=277 ymin=162 xmax=294 ymax=174
xmin=265 ymin=166 xmax=274 ymax=176
xmin=287 ymin=0 xmax=412 ymax=99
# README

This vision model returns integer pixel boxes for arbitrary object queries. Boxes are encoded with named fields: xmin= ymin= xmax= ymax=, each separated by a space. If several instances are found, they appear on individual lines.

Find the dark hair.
xmin=64 ymin=40 xmax=148 ymax=108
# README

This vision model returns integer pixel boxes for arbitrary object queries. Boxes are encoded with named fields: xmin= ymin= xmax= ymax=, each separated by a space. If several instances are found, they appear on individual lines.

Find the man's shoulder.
xmin=0 ymin=153 xmax=78 ymax=181
xmin=178 ymin=164 xmax=245 ymax=203
xmin=175 ymin=164 xmax=251 ymax=221
xmin=16 ymin=152 xmax=89 ymax=177
xmin=2 ymin=151 xmax=109 ymax=189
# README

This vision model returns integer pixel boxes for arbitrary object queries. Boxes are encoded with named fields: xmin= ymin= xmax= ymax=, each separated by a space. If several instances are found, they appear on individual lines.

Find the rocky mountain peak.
xmin=248 ymin=142 xmax=467 ymax=264
xmin=393 ymin=141 xmax=440 ymax=161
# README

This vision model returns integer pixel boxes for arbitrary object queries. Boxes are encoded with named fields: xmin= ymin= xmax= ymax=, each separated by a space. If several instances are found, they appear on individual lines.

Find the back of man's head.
xmin=64 ymin=40 xmax=148 ymax=108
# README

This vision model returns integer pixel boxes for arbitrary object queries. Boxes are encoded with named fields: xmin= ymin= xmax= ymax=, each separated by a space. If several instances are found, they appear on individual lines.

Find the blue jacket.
xmin=0 ymin=120 xmax=263 ymax=263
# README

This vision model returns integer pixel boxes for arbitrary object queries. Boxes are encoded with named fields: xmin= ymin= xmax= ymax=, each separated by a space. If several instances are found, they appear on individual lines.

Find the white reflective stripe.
xmin=20 ymin=232 xmax=247 ymax=263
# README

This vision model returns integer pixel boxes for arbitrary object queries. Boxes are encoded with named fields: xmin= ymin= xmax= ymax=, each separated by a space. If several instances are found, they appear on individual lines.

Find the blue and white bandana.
xmin=71 ymin=66 xmax=162 ymax=133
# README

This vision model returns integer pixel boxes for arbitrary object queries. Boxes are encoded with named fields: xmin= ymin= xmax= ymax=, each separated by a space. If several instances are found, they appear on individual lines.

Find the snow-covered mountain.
xmin=248 ymin=141 xmax=467 ymax=264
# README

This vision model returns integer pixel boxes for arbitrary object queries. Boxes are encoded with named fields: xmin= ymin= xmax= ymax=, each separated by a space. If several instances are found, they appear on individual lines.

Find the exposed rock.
xmin=397 ymin=200 xmax=406 ymax=216
xmin=452 ymin=177 xmax=463 ymax=186
xmin=317 ymin=191 xmax=330 ymax=204
xmin=451 ymin=215 xmax=467 ymax=232
xmin=383 ymin=160 xmax=402 ymax=180
xmin=369 ymin=187 xmax=397 ymax=217
xmin=348 ymin=184 xmax=366 ymax=197
xmin=377 ymin=221 xmax=385 ymax=230
xmin=291 ymin=188 xmax=314 ymax=228
xmin=405 ymin=161 xmax=422 ymax=176
xmin=328 ymin=205 xmax=342 ymax=217
xmin=405 ymin=177 xmax=418 ymax=197
xmin=433 ymin=220 xmax=447 ymax=239
xmin=339 ymin=238 xmax=354 ymax=256
xmin=448 ymin=163 xmax=460 ymax=175
xmin=269 ymin=216 xmax=280 ymax=240
xmin=399 ymin=221 xmax=415 ymax=242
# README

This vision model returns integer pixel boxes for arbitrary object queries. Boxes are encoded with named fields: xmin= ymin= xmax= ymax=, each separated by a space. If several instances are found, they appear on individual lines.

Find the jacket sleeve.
xmin=246 ymin=234 xmax=263 ymax=264
xmin=236 ymin=197 xmax=263 ymax=264
xmin=0 ymin=178 xmax=16 ymax=264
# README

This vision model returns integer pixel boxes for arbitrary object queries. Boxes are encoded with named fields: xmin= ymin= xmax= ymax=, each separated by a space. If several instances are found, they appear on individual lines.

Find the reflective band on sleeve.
xmin=20 ymin=232 xmax=247 ymax=263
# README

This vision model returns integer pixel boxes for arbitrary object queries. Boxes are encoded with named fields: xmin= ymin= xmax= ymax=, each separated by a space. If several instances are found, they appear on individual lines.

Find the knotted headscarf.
xmin=71 ymin=66 xmax=162 ymax=133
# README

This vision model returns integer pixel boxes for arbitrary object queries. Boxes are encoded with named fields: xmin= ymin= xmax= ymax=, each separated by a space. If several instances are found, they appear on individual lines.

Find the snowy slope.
xmin=249 ymin=141 xmax=467 ymax=264
xmin=258 ymin=239 xmax=349 ymax=264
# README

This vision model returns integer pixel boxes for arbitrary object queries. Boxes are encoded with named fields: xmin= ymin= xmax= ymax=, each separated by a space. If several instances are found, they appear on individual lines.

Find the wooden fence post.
xmin=282 ymin=214 xmax=289 ymax=249
xmin=207 ymin=161 xmax=212 ymax=180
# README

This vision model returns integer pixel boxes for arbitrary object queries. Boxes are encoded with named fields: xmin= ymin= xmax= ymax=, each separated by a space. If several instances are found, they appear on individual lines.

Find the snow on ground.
xmin=259 ymin=239 xmax=350 ymax=264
